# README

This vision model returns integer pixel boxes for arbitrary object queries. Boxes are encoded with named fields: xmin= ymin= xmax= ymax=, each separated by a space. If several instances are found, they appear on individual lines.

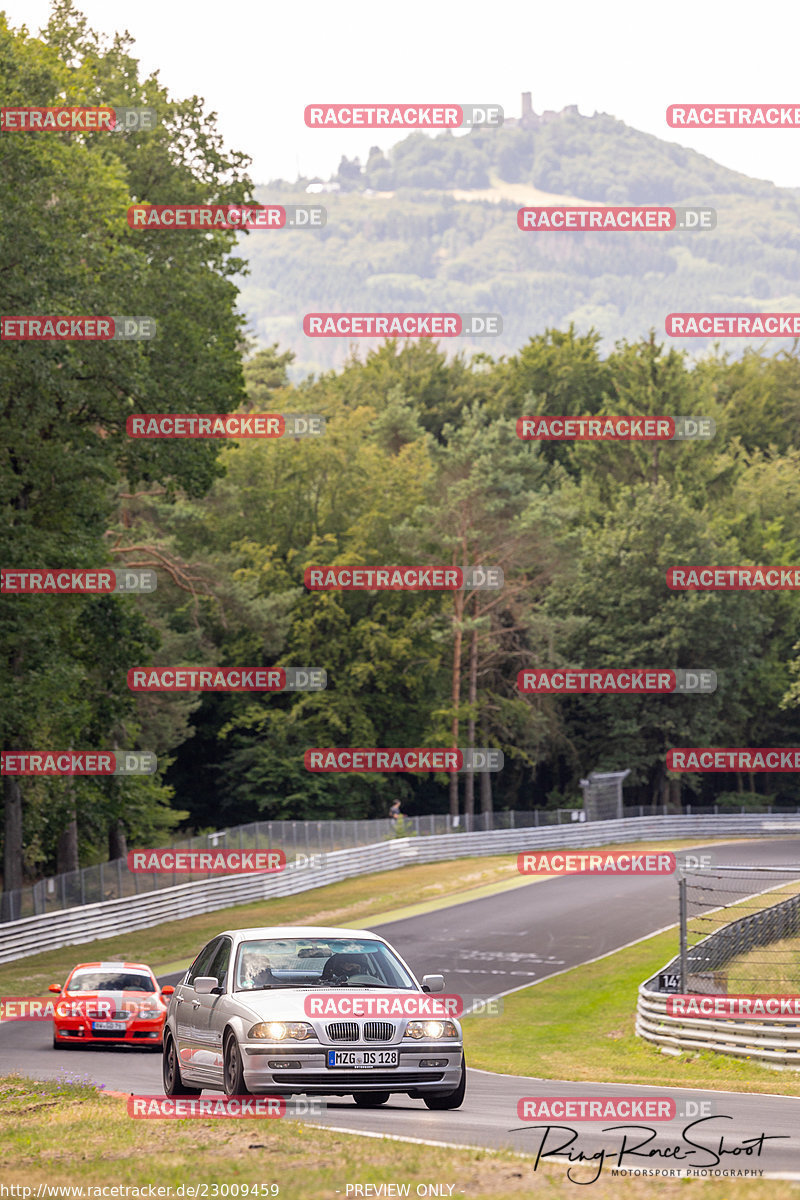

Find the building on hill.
xmin=505 ymin=93 xmax=581 ymax=128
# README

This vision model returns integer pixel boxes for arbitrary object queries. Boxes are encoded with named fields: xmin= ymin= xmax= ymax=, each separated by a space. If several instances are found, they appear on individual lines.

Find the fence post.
xmin=678 ymin=875 xmax=688 ymax=993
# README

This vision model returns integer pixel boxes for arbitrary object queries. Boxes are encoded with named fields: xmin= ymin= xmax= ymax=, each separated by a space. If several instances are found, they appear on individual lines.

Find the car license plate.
xmin=327 ymin=1049 xmax=398 ymax=1068
xmin=92 ymin=1021 xmax=127 ymax=1031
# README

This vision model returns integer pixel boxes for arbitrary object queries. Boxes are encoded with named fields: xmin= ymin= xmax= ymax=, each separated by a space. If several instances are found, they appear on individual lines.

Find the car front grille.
xmin=88 ymin=1011 xmax=131 ymax=1020
xmin=325 ymin=1020 xmax=397 ymax=1042
xmin=363 ymin=1021 xmax=395 ymax=1041
xmin=326 ymin=1021 xmax=359 ymax=1042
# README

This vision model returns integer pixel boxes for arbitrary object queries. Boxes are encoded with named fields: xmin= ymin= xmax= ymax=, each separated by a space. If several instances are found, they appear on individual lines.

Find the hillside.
xmin=240 ymin=105 xmax=800 ymax=375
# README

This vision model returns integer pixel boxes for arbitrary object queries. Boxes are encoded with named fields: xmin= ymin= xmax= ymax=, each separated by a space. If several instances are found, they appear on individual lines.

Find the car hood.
xmin=224 ymin=988 xmax=409 ymax=1020
xmin=65 ymin=990 xmax=164 ymax=1010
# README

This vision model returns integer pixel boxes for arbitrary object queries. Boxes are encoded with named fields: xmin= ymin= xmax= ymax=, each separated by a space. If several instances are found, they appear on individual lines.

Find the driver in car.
xmin=329 ymin=957 xmax=368 ymax=983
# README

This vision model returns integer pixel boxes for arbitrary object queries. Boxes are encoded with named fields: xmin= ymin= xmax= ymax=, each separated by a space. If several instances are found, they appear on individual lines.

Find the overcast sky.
xmin=5 ymin=0 xmax=800 ymax=189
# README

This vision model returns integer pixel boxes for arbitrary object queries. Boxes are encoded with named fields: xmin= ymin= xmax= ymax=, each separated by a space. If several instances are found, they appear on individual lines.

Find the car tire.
xmin=422 ymin=1053 xmax=466 ymax=1110
xmin=353 ymin=1092 xmax=390 ymax=1107
xmin=223 ymin=1031 xmax=250 ymax=1096
xmin=52 ymin=1034 xmax=78 ymax=1050
xmin=162 ymin=1032 xmax=201 ymax=1096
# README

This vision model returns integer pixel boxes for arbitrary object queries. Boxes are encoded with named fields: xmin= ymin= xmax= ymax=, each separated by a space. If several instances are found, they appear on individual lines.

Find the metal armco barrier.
xmin=0 ymin=808 xmax=592 ymax=923
xmin=2 ymin=813 xmax=800 ymax=964
xmin=637 ymin=867 xmax=800 ymax=1070
xmin=636 ymin=985 xmax=800 ymax=1070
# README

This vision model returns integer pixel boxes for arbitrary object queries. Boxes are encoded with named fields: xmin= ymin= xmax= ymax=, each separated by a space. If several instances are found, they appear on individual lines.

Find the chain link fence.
xmin=659 ymin=865 xmax=800 ymax=993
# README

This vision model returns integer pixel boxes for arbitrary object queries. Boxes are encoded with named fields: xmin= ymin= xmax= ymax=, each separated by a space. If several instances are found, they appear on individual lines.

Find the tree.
xmin=1 ymin=3 xmax=253 ymax=891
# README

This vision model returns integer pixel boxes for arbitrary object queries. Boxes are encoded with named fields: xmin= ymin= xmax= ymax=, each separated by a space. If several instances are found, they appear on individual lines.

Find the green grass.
xmin=2 ymin=1075 xmax=799 ymax=1198
xmin=463 ymin=928 xmax=800 ymax=1094
xmin=726 ymin=932 xmax=800 ymax=994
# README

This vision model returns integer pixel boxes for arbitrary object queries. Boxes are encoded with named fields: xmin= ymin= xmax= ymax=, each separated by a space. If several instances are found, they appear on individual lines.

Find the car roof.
xmin=216 ymin=927 xmax=385 ymax=941
xmin=68 ymin=962 xmax=154 ymax=972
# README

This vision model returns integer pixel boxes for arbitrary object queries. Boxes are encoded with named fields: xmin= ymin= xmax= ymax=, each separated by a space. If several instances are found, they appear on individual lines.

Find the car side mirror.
xmin=193 ymin=976 xmax=219 ymax=994
xmin=421 ymin=974 xmax=444 ymax=994
xmin=161 ymin=985 xmax=175 ymax=996
xmin=48 ymin=984 xmax=61 ymax=993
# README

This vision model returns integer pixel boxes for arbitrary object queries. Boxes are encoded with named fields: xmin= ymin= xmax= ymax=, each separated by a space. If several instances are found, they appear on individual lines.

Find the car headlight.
xmin=136 ymin=1010 xmax=162 ymax=1020
xmin=403 ymin=1020 xmax=459 ymax=1040
xmin=248 ymin=1021 xmax=316 ymax=1040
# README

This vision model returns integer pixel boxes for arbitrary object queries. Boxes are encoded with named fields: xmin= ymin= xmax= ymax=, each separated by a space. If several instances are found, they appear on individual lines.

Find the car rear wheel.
xmin=162 ymin=1032 xmax=201 ymax=1096
xmin=423 ymin=1053 xmax=466 ymax=1110
xmin=223 ymin=1032 xmax=250 ymax=1096
xmin=353 ymin=1091 xmax=390 ymax=1107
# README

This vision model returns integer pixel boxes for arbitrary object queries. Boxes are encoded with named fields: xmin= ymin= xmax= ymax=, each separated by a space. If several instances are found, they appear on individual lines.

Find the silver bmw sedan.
xmin=162 ymin=925 xmax=466 ymax=1109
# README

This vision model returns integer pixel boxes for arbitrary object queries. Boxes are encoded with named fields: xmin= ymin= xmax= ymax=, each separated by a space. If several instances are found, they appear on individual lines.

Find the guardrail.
xmin=636 ymin=985 xmax=800 ymax=1070
xmin=2 ymin=812 xmax=800 ymax=964
xmin=0 ymin=807 xmax=597 ymax=924
xmin=4 ymin=802 xmax=791 ymax=924
xmin=637 ymin=864 xmax=800 ymax=1070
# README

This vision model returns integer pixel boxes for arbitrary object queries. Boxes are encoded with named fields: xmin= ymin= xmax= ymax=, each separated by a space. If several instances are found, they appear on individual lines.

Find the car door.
xmin=174 ymin=938 xmax=220 ymax=1080
xmin=190 ymin=937 xmax=232 ymax=1086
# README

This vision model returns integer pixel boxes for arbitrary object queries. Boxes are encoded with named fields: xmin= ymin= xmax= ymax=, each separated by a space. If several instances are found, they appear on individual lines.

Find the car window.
xmin=187 ymin=939 xmax=220 ymax=985
xmin=67 ymin=971 xmax=155 ymax=993
xmin=233 ymin=937 xmax=416 ymax=990
xmin=207 ymin=937 xmax=232 ymax=989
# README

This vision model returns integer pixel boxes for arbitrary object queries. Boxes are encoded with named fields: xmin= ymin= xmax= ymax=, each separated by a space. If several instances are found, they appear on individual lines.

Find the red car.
xmin=50 ymin=960 xmax=174 ymax=1049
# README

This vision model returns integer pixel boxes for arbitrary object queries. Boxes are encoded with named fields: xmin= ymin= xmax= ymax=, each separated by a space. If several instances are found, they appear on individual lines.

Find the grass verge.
xmin=726 ymin=932 xmax=800 ymax=993
xmin=2 ymin=1076 xmax=798 ymax=1198
xmin=462 ymin=928 xmax=800 ymax=1095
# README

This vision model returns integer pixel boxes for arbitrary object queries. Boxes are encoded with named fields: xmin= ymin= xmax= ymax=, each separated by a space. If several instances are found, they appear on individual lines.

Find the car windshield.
xmin=67 ymin=971 xmax=156 ymax=993
xmin=233 ymin=937 xmax=416 ymax=991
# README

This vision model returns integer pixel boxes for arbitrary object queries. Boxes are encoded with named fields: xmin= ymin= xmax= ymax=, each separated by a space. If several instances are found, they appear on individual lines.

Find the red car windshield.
xmin=68 ymin=971 xmax=156 ymax=993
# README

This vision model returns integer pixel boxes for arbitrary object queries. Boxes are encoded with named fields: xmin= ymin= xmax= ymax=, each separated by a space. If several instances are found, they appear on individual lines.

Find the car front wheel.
xmin=223 ymin=1032 xmax=250 ymax=1095
xmin=163 ymin=1032 xmax=201 ymax=1096
xmin=52 ymin=1033 xmax=79 ymax=1050
xmin=422 ymin=1053 xmax=466 ymax=1110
